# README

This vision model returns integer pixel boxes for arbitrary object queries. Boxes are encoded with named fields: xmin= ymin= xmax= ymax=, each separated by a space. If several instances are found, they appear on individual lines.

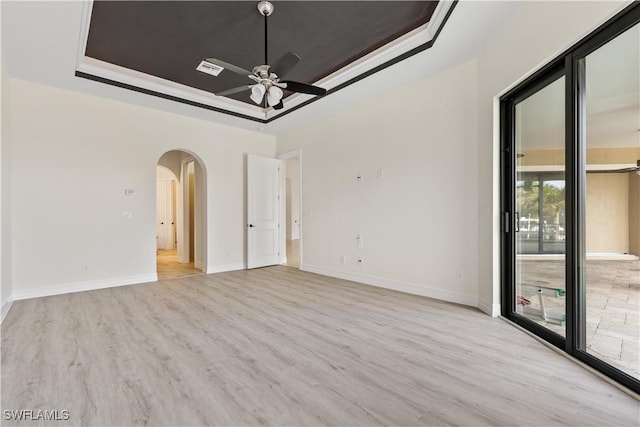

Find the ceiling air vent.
xmin=196 ymin=60 xmax=224 ymax=77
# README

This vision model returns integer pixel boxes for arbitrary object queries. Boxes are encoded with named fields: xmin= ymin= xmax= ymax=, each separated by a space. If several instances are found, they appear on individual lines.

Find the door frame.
xmin=278 ymin=149 xmax=303 ymax=268
xmin=500 ymin=66 xmax=567 ymax=351
xmin=156 ymin=165 xmax=177 ymax=250
xmin=500 ymin=2 xmax=640 ymax=393
xmin=157 ymin=150 xmax=207 ymax=273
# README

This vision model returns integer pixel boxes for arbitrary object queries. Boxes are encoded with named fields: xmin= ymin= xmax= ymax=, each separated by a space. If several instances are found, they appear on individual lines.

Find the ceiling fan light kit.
xmin=250 ymin=84 xmax=266 ymax=105
xmin=201 ymin=1 xmax=327 ymax=112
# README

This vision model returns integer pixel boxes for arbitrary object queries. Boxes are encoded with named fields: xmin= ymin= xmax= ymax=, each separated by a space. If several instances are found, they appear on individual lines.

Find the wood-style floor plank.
xmin=2 ymin=266 xmax=639 ymax=426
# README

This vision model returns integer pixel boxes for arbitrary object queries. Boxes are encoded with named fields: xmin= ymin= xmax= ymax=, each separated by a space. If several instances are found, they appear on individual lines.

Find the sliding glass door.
xmin=512 ymin=75 xmax=567 ymax=338
xmin=580 ymin=21 xmax=639 ymax=382
xmin=502 ymin=3 xmax=639 ymax=392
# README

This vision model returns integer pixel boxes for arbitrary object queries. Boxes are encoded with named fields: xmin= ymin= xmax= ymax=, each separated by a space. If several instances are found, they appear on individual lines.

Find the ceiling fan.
xmin=202 ymin=1 xmax=327 ymax=110
xmin=587 ymin=160 xmax=640 ymax=174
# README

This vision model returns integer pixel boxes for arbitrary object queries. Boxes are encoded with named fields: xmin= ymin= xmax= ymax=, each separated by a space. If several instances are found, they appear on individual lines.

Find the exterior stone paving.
xmin=517 ymin=259 xmax=639 ymax=379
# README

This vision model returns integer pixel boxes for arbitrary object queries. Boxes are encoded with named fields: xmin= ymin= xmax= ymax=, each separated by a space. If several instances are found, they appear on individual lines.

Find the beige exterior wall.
xmin=520 ymin=147 xmax=640 ymax=167
xmin=585 ymin=173 xmax=629 ymax=253
xmin=629 ymin=172 xmax=640 ymax=256
xmin=521 ymin=147 xmax=637 ymax=254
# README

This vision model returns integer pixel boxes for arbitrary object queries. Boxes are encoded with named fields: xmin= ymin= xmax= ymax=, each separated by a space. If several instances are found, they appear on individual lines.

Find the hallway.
xmin=156 ymin=250 xmax=203 ymax=280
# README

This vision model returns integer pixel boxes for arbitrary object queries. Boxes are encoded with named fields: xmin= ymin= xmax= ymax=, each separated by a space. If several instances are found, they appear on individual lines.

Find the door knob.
xmin=161 ymin=222 xmax=164 ymax=225
xmin=248 ymin=224 xmax=255 ymax=228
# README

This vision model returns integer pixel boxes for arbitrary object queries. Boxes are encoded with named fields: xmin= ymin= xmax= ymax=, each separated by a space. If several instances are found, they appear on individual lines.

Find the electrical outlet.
xmin=456 ymin=270 xmax=463 ymax=280
xmin=340 ymin=255 xmax=347 ymax=264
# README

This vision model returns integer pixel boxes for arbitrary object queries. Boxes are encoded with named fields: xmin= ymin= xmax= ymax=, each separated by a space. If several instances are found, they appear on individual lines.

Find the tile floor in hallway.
xmin=286 ymin=239 xmax=300 ymax=268
xmin=156 ymin=249 xmax=203 ymax=280
xmin=518 ymin=258 xmax=639 ymax=378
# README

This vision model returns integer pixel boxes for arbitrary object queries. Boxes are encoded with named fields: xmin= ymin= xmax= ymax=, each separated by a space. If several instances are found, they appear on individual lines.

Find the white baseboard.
xmin=1 ymin=297 xmax=14 ymax=324
xmin=478 ymin=299 xmax=501 ymax=317
xmin=300 ymin=264 xmax=478 ymax=308
xmin=206 ymin=263 xmax=246 ymax=274
xmin=11 ymin=274 xmax=158 ymax=301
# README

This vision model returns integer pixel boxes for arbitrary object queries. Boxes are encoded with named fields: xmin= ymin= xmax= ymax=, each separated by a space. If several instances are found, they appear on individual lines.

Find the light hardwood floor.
xmin=2 ymin=267 xmax=639 ymax=426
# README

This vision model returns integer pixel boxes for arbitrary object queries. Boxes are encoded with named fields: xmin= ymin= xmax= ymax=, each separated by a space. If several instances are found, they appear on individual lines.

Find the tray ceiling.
xmin=77 ymin=1 xmax=455 ymax=122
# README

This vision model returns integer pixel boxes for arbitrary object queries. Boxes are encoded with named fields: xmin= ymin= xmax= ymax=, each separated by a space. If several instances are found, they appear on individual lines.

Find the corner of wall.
xmin=0 ymin=295 xmax=13 ymax=324
xmin=477 ymin=299 xmax=500 ymax=317
xmin=11 ymin=274 xmax=158 ymax=301
xmin=1 ymin=11 xmax=14 ymax=319
xmin=301 ymin=264 xmax=479 ymax=309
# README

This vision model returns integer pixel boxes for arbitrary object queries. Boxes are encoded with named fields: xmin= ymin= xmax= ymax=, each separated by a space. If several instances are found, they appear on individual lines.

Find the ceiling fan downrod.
xmin=257 ymin=1 xmax=274 ymax=65
xmin=206 ymin=0 xmax=327 ymax=111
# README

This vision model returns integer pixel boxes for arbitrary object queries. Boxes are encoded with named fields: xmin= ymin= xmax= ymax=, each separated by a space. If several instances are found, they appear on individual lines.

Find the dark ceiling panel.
xmin=86 ymin=1 xmax=438 ymax=106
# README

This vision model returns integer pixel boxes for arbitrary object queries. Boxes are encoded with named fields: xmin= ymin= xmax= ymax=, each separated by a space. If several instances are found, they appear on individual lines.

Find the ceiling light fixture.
xmin=250 ymin=83 xmax=266 ymax=104
xmin=202 ymin=1 xmax=327 ymax=111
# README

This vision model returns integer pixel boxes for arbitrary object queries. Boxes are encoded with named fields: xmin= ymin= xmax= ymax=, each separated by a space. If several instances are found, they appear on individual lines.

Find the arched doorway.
xmin=156 ymin=150 xmax=207 ymax=280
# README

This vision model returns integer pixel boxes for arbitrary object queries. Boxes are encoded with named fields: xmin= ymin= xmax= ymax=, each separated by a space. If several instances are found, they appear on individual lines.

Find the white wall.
xmin=285 ymin=157 xmax=300 ymax=241
xmin=276 ymin=0 xmax=631 ymax=314
xmin=158 ymin=151 xmax=185 ymax=180
xmin=277 ymin=59 xmax=480 ymax=307
xmin=476 ymin=0 xmax=630 ymax=314
xmin=1 ymin=0 xmax=13 ymax=320
xmin=193 ymin=160 xmax=205 ymax=269
xmin=2 ymin=0 xmax=632 ymax=314
xmin=9 ymin=78 xmax=275 ymax=299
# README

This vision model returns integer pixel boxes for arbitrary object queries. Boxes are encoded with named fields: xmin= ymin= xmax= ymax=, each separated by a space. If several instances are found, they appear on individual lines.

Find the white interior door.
xmin=247 ymin=154 xmax=282 ymax=269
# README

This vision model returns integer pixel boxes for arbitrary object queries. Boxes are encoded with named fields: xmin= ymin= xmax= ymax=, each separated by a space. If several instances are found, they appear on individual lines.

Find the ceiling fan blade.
xmin=587 ymin=167 xmax=639 ymax=174
xmin=587 ymin=160 xmax=640 ymax=174
xmin=205 ymin=58 xmax=253 ymax=78
xmin=281 ymin=80 xmax=327 ymax=96
xmin=272 ymin=100 xmax=284 ymax=110
xmin=216 ymin=85 xmax=252 ymax=96
xmin=270 ymin=52 xmax=300 ymax=78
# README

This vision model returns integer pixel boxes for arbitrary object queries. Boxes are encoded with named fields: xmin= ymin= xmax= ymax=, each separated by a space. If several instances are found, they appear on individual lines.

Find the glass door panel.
xmin=516 ymin=175 xmax=539 ymax=254
xmin=541 ymin=178 xmax=566 ymax=254
xmin=582 ymin=23 xmax=639 ymax=379
xmin=514 ymin=77 xmax=566 ymax=336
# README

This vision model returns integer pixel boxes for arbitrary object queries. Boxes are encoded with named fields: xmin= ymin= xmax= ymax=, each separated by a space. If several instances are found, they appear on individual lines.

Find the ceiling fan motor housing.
xmin=257 ymin=1 xmax=274 ymax=16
